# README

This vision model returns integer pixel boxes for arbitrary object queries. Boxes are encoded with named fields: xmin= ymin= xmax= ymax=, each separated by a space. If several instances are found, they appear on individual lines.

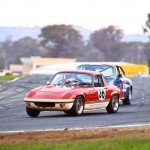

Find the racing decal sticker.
xmin=97 ymin=88 xmax=106 ymax=100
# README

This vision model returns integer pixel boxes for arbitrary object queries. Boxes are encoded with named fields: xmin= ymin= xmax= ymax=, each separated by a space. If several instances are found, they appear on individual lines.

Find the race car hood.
xmin=28 ymin=85 xmax=77 ymax=99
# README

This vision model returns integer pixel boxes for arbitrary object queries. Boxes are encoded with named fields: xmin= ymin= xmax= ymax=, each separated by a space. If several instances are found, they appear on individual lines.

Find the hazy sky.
xmin=0 ymin=0 xmax=149 ymax=34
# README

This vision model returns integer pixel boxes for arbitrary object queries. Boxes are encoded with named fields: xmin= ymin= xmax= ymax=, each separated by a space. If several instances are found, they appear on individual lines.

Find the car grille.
xmin=34 ymin=102 xmax=55 ymax=107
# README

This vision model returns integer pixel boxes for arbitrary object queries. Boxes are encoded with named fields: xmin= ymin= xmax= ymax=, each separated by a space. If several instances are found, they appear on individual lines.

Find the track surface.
xmin=0 ymin=75 xmax=150 ymax=132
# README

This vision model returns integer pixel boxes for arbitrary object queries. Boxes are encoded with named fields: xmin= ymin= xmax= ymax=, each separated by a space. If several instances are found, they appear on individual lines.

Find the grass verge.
xmin=0 ymin=74 xmax=22 ymax=80
xmin=0 ymin=138 xmax=149 ymax=150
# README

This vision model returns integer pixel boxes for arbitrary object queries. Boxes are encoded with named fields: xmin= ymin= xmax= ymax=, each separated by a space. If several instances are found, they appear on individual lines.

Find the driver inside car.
xmin=60 ymin=74 xmax=83 ymax=85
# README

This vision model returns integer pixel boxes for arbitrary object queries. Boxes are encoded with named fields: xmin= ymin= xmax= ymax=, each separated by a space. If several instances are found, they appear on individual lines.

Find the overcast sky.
xmin=0 ymin=0 xmax=149 ymax=34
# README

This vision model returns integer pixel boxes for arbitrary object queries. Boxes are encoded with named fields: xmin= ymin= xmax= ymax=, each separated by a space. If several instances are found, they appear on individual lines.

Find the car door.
xmin=93 ymin=75 xmax=110 ymax=102
xmin=116 ymin=66 xmax=131 ymax=97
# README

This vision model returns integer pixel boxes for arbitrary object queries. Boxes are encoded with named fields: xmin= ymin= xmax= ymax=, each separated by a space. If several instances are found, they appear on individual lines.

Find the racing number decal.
xmin=97 ymin=88 xmax=106 ymax=100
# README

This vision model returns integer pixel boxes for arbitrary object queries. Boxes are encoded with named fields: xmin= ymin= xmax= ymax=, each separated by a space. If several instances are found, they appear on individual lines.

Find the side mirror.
xmin=117 ymin=74 xmax=122 ymax=78
xmin=46 ymin=81 xmax=50 ymax=85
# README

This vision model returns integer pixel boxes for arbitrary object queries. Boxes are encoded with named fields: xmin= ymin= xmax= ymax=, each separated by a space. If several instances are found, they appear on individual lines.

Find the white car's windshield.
xmin=77 ymin=65 xmax=115 ymax=77
xmin=51 ymin=72 xmax=92 ymax=86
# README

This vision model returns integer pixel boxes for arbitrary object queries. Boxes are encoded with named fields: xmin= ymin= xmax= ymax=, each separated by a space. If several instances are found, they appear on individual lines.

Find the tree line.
xmin=0 ymin=23 xmax=150 ymax=69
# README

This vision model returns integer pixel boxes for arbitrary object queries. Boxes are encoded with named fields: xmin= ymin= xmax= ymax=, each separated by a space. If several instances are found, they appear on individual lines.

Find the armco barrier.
xmin=120 ymin=64 xmax=149 ymax=77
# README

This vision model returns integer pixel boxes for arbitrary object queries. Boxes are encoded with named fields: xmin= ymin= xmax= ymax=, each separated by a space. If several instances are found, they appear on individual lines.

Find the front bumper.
xmin=24 ymin=98 xmax=74 ymax=111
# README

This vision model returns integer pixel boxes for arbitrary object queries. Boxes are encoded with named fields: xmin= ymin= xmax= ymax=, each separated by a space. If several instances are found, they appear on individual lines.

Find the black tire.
xmin=106 ymin=95 xmax=119 ymax=113
xmin=123 ymin=89 xmax=132 ymax=105
xmin=26 ymin=106 xmax=40 ymax=117
xmin=70 ymin=96 xmax=84 ymax=116
xmin=64 ymin=110 xmax=71 ymax=115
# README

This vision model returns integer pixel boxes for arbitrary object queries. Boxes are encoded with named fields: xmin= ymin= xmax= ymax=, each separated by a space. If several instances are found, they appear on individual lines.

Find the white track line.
xmin=1 ymin=123 xmax=150 ymax=134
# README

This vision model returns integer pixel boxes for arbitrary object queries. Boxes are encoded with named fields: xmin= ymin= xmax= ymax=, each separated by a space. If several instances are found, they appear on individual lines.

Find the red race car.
xmin=24 ymin=70 xmax=124 ymax=117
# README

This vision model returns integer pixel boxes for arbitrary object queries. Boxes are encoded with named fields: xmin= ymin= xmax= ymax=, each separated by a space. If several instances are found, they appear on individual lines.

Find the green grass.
xmin=0 ymin=138 xmax=149 ymax=150
xmin=0 ymin=74 xmax=23 ymax=80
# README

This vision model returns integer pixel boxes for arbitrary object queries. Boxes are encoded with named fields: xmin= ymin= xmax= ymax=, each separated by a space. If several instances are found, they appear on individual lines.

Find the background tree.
xmin=11 ymin=37 xmax=41 ymax=64
xmin=142 ymin=13 xmax=150 ymax=35
xmin=39 ymin=24 xmax=84 ymax=58
xmin=143 ymin=42 xmax=150 ymax=65
xmin=78 ymin=48 xmax=105 ymax=62
xmin=0 ymin=41 xmax=13 ymax=69
xmin=0 ymin=37 xmax=40 ymax=68
xmin=142 ymin=13 xmax=150 ymax=70
xmin=112 ymin=42 xmax=146 ymax=63
xmin=89 ymin=26 xmax=123 ymax=61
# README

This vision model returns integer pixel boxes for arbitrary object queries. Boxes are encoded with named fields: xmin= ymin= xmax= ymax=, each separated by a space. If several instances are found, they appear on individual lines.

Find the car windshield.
xmin=77 ymin=65 xmax=115 ymax=77
xmin=51 ymin=72 xmax=92 ymax=86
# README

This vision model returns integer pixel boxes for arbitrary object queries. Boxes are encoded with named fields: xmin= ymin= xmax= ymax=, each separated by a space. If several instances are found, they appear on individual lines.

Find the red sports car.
xmin=24 ymin=70 xmax=124 ymax=117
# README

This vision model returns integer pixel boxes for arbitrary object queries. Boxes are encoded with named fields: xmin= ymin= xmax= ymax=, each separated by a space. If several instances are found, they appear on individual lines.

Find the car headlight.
xmin=26 ymin=91 xmax=37 ymax=98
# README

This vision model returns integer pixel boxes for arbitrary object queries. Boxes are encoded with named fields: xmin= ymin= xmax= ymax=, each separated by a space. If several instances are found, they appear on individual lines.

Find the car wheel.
xmin=123 ymin=89 xmax=132 ymax=105
xmin=106 ymin=94 xmax=119 ymax=113
xmin=70 ymin=96 xmax=84 ymax=116
xmin=26 ymin=106 xmax=40 ymax=117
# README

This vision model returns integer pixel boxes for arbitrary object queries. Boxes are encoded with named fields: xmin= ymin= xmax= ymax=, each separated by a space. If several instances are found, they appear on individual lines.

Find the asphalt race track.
xmin=0 ymin=75 xmax=150 ymax=133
